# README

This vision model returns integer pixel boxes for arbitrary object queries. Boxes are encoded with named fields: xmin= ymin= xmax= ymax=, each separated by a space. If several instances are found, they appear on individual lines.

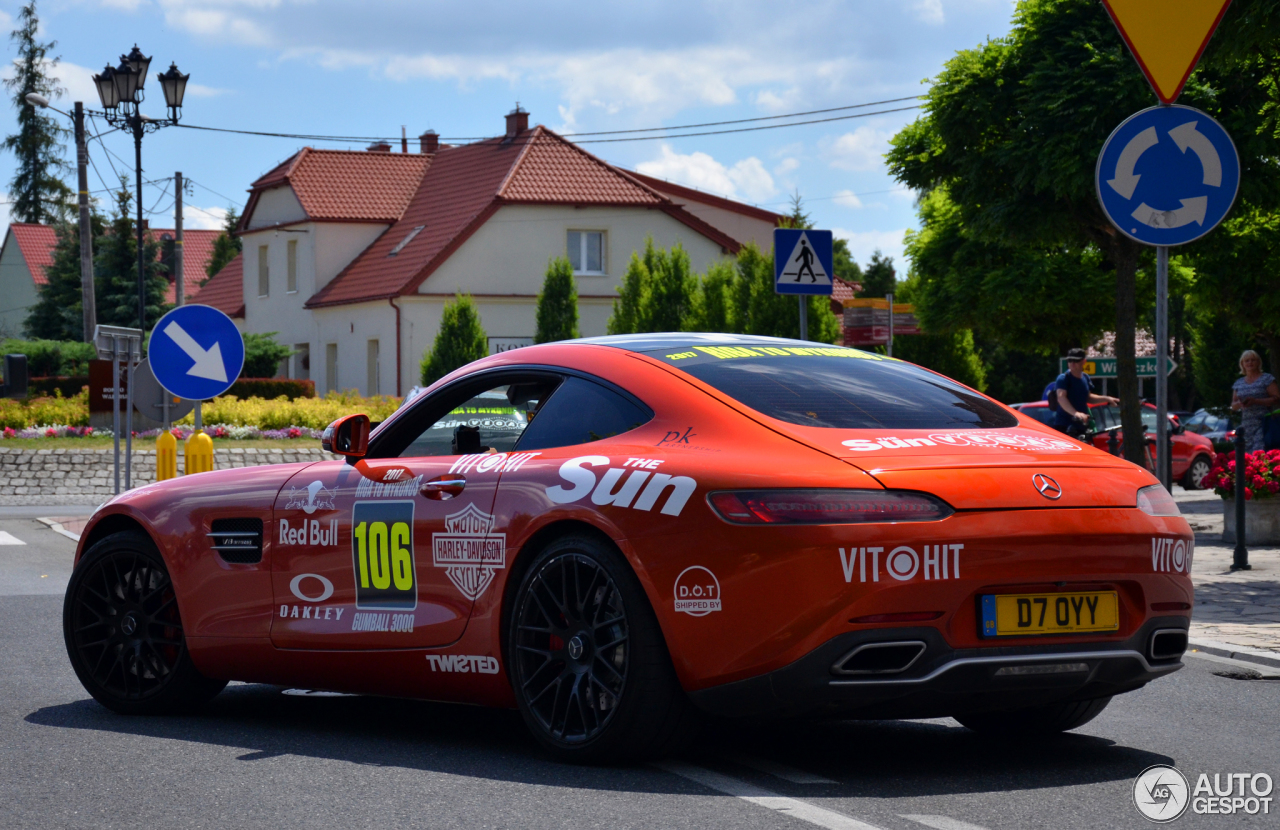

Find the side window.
xmin=399 ymin=383 xmax=557 ymax=458
xmin=1140 ymin=407 xmax=1160 ymax=432
xmin=1101 ymin=405 xmax=1121 ymax=429
xmin=515 ymin=377 xmax=652 ymax=451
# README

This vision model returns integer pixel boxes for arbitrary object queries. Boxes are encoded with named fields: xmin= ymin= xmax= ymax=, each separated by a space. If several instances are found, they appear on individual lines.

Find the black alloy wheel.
xmin=508 ymin=534 xmax=694 ymax=763
xmin=64 ymin=531 xmax=226 ymax=715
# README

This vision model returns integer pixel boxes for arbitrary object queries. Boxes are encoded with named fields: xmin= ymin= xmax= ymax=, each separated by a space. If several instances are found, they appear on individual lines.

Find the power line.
xmin=575 ymin=105 xmax=922 ymax=143
xmin=166 ymin=95 xmax=925 ymax=146
xmin=187 ymin=179 xmax=239 ymax=205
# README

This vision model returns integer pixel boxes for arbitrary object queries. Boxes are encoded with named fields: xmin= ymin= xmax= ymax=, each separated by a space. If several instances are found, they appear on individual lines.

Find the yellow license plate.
xmin=980 ymin=591 xmax=1119 ymax=637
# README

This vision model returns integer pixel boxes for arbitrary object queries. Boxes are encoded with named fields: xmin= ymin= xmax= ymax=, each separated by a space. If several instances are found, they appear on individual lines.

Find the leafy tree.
xmin=241 ymin=332 xmax=293 ymax=378
xmin=857 ymin=250 xmax=897 ymax=299
xmin=885 ymin=0 xmax=1224 ymax=462
xmin=204 ymin=207 xmax=242 ymax=282
xmin=894 ymin=328 xmax=987 ymax=391
xmin=24 ymin=214 xmax=103 ymax=341
xmin=420 ymin=294 xmax=487 ymax=385
xmin=729 ymin=243 xmax=841 ymax=343
xmin=94 ymin=179 xmax=169 ymax=331
xmin=2 ymin=1 xmax=71 ymax=224
xmin=535 ymin=256 xmax=580 ymax=343
xmin=833 ymin=238 xmax=863 ymax=286
xmin=607 ymin=251 xmax=646 ymax=335
xmin=687 ymin=260 xmax=735 ymax=332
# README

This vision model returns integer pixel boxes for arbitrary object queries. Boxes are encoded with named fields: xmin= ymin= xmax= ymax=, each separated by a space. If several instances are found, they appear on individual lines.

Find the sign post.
xmin=94 ymin=325 xmax=143 ymax=493
xmin=773 ymin=228 xmax=834 ymax=341
xmin=148 ymin=305 xmax=245 ymax=476
xmin=1096 ymin=1 xmax=1238 ymax=491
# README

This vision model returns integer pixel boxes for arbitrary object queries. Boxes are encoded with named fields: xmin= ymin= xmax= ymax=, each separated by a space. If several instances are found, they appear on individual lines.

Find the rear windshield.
xmin=647 ymin=345 xmax=1017 ymax=430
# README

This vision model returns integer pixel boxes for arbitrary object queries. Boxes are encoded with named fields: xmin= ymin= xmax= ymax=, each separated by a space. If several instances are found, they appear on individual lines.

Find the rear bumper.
xmin=689 ymin=616 xmax=1187 ymax=719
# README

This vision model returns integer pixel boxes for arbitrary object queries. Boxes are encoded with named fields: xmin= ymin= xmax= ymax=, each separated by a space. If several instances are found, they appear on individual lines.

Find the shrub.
xmin=1207 ymin=450 xmax=1280 ymax=500
xmin=0 ymin=339 xmax=96 ymax=377
xmin=421 ymin=294 xmax=487 ymax=386
xmin=535 ymin=256 xmax=580 ymax=343
xmin=241 ymin=332 xmax=294 ymax=379
xmin=178 ymin=391 xmax=401 ymax=430
xmin=28 ymin=376 xmax=90 ymax=398
xmin=226 ymin=377 xmax=315 ymax=400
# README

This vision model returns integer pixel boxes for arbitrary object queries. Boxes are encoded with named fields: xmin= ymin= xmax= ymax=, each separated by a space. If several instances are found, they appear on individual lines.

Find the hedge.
xmin=29 ymin=376 xmax=91 ymax=398
xmin=226 ymin=377 xmax=316 ymax=400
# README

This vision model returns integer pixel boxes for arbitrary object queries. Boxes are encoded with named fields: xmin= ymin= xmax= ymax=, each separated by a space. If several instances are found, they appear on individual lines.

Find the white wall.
xmin=0 ymin=234 xmax=38 ymax=339
xmin=245 ymin=186 xmax=306 ymax=229
xmin=665 ymin=201 xmax=776 ymax=251
xmin=419 ymin=204 xmax=731 ymax=301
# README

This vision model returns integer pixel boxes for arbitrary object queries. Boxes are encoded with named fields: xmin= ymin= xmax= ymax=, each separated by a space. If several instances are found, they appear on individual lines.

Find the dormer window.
xmin=389 ymin=225 xmax=425 ymax=257
xmin=568 ymin=230 xmax=605 ymax=275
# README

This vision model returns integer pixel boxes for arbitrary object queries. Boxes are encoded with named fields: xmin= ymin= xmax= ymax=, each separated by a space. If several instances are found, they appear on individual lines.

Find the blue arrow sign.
xmin=149 ymin=305 xmax=244 ymax=400
xmin=1096 ymin=105 xmax=1239 ymax=246
xmin=774 ymin=228 xmax=834 ymax=295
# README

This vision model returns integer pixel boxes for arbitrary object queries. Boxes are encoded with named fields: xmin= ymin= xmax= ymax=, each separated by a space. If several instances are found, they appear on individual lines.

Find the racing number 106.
xmin=354 ymin=520 xmax=412 ymax=591
xmin=351 ymin=501 xmax=417 ymax=610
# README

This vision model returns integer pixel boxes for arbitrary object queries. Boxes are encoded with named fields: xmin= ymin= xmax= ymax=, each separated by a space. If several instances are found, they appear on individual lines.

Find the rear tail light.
xmin=1137 ymin=484 xmax=1181 ymax=517
xmin=707 ymin=489 xmax=953 ymax=525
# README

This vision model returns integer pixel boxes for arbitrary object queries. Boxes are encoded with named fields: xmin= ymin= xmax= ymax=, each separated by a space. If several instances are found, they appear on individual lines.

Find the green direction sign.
xmin=1058 ymin=355 xmax=1177 ymax=378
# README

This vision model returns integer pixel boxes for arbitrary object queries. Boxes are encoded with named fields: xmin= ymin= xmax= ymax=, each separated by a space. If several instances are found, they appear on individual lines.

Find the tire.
xmin=954 ymin=696 xmax=1112 ymax=737
xmin=63 ymin=531 xmax=226 ymax=715
xmin=506 ymin=533 xmax=695 ymax=763
xmin=1183 ymin=456 xmax=1212 ymax=490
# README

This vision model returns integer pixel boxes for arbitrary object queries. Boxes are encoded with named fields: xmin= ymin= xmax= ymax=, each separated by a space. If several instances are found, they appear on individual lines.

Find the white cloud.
xmin=183 ymin=205 xmax=228 ymax=231
xmin=823 ymin=126 xmax=893 ymax=172
xmin=636 ymin=145 xmax=776 ymax=203
xmin=833 ymin=189 xmax=864 ymax=209
xmin=833 ymin=227 xmax=909 ymax=271
xmin=754 ymin=87 xmax=801 ymax=112
xmin=101 ymin=0 xmax=147 ymax=11
xmin=185 ymin=82 xmax=229 ymax=98
xmin=0 ymin=10 xmax=11 ymax=29
xmin=773 ymin=158 xmax=800 ymax=177
xmin=912 ymin=0 xmax=945 ymax=25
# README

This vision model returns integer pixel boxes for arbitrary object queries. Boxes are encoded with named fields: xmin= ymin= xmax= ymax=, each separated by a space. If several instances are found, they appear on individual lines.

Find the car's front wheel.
xmin=1183 ymin=455 xmax=1212 ymax=490
xmin=63 ymin=531 xmax=226 ymax=715
xmin=954 ymin=696 xmax=1112 ymax=736
xmin=507 ymin=533 xmax=694 ymax=763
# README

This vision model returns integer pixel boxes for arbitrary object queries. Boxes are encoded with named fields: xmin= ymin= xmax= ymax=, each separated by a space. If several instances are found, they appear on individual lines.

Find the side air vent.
xmin=832 ymin=641 xmax=927 ymax=676
xmin=1149 ymin=629 xmax=1188 ymax=661
xmin=208 ymin=518 xmax=264 ymax=564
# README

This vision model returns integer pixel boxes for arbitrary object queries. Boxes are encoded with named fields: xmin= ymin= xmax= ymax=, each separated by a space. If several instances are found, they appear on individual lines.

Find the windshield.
xmin=646 ymin=345 xmax=1016 ymax=430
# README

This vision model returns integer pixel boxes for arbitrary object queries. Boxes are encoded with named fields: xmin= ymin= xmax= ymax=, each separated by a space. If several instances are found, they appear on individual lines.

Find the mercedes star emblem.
xmin=1033 ymin=474 xmax=1063 ymax=500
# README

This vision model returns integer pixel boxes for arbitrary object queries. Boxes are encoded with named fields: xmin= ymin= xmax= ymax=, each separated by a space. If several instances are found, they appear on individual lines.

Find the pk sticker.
xmin=351 ymin=500 xmax=417 ymax=610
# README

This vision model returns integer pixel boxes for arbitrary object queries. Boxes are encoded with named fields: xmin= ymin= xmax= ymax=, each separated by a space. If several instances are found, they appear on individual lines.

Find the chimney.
xmin=419 ymin=130 xmax=439 ymax=154
xmin=505 ymin=105 xmax=528 ymax=138
xmin=366 ymin=142 xmax=392 ymax=152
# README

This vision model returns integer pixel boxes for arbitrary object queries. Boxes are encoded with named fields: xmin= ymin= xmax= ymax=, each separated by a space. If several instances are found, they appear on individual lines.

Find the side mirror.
xmin=322 ymin=414 xmax=369 ymax=459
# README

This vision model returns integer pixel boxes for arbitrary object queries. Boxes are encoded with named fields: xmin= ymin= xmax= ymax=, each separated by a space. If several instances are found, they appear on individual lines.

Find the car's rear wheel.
xmin=63 ymin=531 xmax=226 ymax=715
xmin=1183 ymin=456 xmax=1212 ymax=490
xmin=507 ymin=533 xmax=694 ymax=763
xmin=954 ymin=696 xmax=1112 ymax=736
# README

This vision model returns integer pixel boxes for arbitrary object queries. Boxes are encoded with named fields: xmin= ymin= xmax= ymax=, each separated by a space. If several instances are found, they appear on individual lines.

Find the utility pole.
xmin=174 ymin=171 xmax=184 ymax=306
xmin=74 ymin=103 xmax=96 ymax=342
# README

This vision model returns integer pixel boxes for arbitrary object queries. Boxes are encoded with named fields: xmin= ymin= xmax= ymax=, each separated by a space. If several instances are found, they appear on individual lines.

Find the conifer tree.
xmin=94 ymin=179 xmax=169 ymax=330
xmin=420 ymin=294 xmax=487 ymax=385
xmin=204 ymin=207 xmax=242 ymax=282
xmin=24 ymin=213 xmax=104 ymax=340
xmin=858 ymin=250 xmax=897 ymax=298
xmin=3 ymin=1 xmax=71 ymax=223
xmin=534 ymin=256 xmax=580 ymax=343
xmin=607 ymin=250 xmax=650 ymax=335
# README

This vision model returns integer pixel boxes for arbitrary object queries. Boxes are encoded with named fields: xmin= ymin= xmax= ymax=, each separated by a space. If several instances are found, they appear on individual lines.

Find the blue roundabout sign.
xmin=149 ymin=304 xmax=245 ymax=401
xmin=1095 ymin=104 xmax=1239 ymax=247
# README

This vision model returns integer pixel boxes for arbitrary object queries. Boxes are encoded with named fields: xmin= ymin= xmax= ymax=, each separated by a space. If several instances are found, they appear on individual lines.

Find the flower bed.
xmin=1 ymin=423 xmax=325 ymax=441
xmin=1206 ymin=449 xmax=1280 ymax=500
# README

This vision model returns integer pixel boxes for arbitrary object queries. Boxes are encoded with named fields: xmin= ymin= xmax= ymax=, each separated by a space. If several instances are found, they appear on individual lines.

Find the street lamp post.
xmin=93 ymin=46 xmax=189 ymax=333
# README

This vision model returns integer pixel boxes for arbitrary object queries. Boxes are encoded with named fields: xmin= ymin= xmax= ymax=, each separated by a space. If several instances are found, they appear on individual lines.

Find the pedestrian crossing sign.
xmin=773 ymin=228 xmax=834 ymax=296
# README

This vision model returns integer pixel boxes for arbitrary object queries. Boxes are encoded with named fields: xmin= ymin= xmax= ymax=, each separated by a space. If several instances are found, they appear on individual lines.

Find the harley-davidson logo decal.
xmin=432 ymin=504 xmax=506 ymax=600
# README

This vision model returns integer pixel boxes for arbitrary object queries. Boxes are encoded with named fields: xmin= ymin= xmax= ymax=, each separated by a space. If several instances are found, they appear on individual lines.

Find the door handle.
xmin=421 ymin=475 xmax=466 ymax=500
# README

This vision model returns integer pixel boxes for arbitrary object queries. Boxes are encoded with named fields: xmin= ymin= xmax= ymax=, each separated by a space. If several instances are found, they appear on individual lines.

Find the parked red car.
xmin=1015 ymin=401 xmax=1214 ymax=489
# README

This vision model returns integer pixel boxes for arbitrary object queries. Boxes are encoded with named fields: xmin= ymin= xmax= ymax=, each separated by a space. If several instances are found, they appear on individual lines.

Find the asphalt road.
xmin=2 ymin=516 xmax=1278 ymax=830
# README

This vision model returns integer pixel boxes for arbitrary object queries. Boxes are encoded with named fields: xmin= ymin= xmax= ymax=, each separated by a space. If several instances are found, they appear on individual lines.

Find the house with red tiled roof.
xmin=0 ymin=221 xmax=222 ymax=337
xmin=205 ymin=108 xmax=782 ymax=396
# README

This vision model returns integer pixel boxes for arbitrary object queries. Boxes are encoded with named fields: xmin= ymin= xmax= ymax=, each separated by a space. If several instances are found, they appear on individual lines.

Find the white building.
xmin=195 ymin=109 xmax=781 ymax=396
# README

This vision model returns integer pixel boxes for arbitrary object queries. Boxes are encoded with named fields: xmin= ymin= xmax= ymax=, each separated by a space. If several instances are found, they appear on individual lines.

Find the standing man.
xmin=1052 ymin=348 xmax=1119 ymax=437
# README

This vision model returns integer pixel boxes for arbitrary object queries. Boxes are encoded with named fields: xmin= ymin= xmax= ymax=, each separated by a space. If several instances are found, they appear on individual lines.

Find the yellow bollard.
xmin=185 ymin=429 xmax=214 ymax=475
xmin=155 ymin=431 xmax=177 ymax=481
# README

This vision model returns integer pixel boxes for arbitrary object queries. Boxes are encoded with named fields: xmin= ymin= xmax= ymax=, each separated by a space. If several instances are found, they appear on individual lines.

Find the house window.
xmin=367 ymin=339 xmax=380 ymax=396
xmin=567 ymin=231 xmax=605 ymax=274
xmin=287 ymin=240 xmax=298 ymax=293
xmin=293 ymin=344 xmax=310 ymax=381
xmin=326 ymin=343 xmax=338 ymax=393
xmin=257 ymin=245 xmax=270 ymax=297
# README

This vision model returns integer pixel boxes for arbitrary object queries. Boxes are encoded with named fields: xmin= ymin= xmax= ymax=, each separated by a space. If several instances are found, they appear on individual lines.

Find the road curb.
xmin=1187 ymin=637 xmax=1280 ymax=670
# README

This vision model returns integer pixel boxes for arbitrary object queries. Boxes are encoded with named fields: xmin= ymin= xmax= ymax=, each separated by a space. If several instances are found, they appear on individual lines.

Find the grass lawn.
xmin=0 ymin=437 xmax=323 ymax=451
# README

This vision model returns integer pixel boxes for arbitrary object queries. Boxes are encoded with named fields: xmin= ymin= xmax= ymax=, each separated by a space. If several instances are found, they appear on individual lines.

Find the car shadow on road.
xmin=25 ymin=684 xmax=1172 ymax=797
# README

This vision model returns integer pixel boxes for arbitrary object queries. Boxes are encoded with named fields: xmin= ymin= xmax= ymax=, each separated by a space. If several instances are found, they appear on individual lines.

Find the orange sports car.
xmin=63 ymin=334 xmax=1194 ymax=762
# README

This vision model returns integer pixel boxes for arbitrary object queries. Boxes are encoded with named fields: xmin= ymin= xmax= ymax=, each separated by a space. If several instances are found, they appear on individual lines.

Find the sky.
xmin=0 ymin=0 xmax=1020 ymax=276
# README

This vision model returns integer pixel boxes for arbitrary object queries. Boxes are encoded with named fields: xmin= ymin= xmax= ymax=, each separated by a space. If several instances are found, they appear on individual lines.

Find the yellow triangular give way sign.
xmin=1101 ymin=0 xmax=1233 ymax=103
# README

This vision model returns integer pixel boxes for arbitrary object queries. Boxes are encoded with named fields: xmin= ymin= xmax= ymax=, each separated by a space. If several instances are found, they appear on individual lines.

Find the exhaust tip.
xmin=1150 ymin=629 xmax=1188 ymax=661
xmin=832 ymin=641 xmax=927 ymax=676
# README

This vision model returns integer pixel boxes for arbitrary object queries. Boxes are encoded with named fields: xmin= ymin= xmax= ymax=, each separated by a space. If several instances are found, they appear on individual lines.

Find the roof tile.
xmin=191 ymin=253 xmax=244 ymax=318
xmin=9 ymin=223 xmax=57 ymax=285
xmin=248 ymin=147 xmax=431 ymax=223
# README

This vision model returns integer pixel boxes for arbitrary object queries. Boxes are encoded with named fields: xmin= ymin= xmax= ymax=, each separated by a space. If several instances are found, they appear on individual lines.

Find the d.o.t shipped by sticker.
xmin=674 ymin=566 xmax=721 ymax=616
xmin=351 ymin=500 xmax=417 ymax=610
